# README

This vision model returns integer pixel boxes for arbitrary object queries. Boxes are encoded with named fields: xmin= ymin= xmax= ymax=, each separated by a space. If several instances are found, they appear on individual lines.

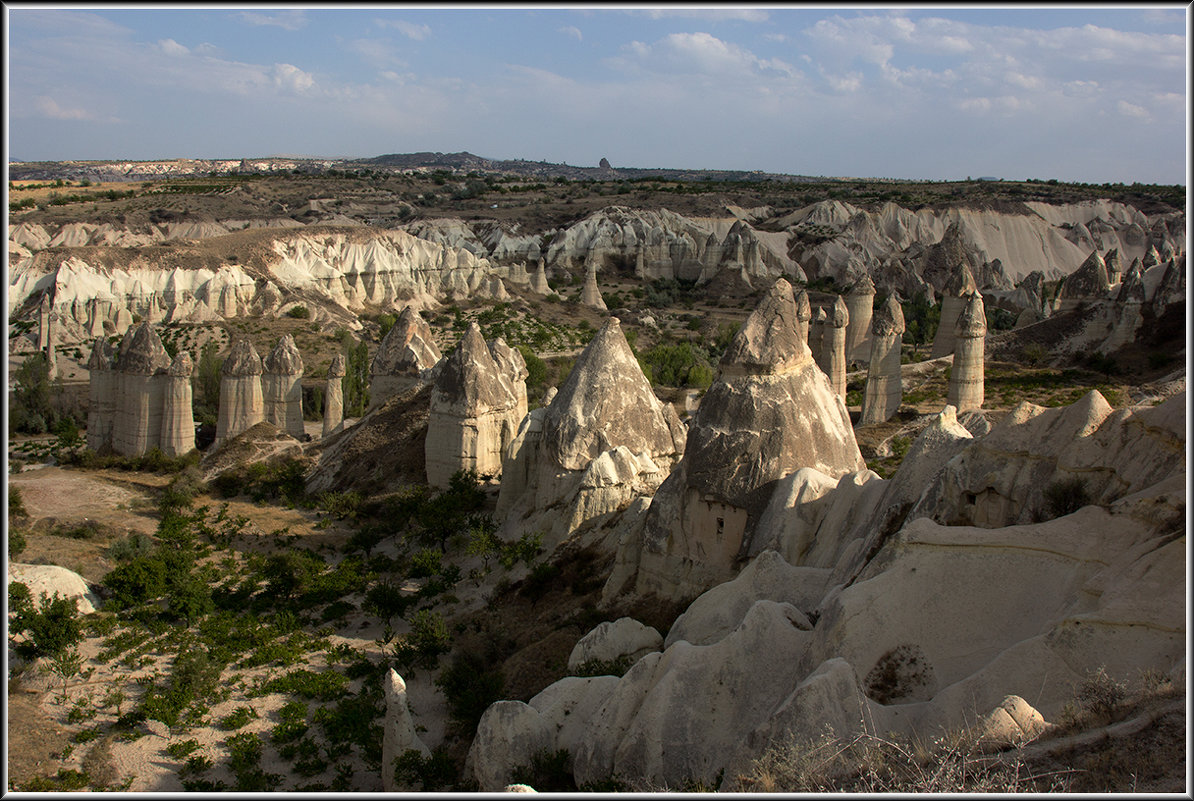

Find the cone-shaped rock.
xmin=845 ymin=275 xmax=876 ymax=365
xmin=1057 ymin=251 xmax=1110 ymax=312
xmin=86 ymin=338 xmax=117 ymax=452
xmin=425 ymin=323 xmax=525 ymax=488
xmin=160 ymin=352 xmax=196 ymax=456
xmin=112 ymin=322 xmax=172 ymax=456
xmin=530 ymin=262 xmax=553 ymax=295
xmin=860 ymin=295 xmax=906 ymax=425
xmin=215 ymin=339 xmax=265 ymax=447
xmin=322 ymin=353 xmax=346 ymax=439
xmin=581 ymin=265 xmax=608 ymax=310
xmin=947 ymin=292 xmax=987 ymax=412
xmin=930 ymin=264 xmax=977 ymax=358
xmin=1104 ymin=248 xmax=1122 ymax=285
xmin=486 ymin=337 xmax=529 ymax=428
xmin=369 ymin=307 xmax=442 ymax=409
xmin=623 ymin=278 xmax=866 ymax=600
xmin=497 ymin=318 xmax=686 ymax=546
xmin=262 ymin=335 xmax=305 ymax=439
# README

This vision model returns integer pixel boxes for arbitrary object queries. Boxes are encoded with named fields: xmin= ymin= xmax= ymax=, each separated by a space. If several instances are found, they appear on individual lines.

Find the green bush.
xmin=435 ymin=651 xmax=506 ymax=732
xmin=9 ymin=586 xmax=84 ymax=660
xmin=1041 ymin=476 xmax=1092 ymax=519
xmin=285 ymin=306 xmax=311 ymax=319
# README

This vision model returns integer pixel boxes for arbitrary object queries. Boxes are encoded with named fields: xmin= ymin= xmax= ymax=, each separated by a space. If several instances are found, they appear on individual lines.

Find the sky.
xmin=4 ymin=4 xmax=1188 ymax=184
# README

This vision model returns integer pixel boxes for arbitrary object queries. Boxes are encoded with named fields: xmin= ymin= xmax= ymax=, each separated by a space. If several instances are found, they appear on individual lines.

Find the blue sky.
xmin=5 ymin=5 xmax=1188 ymax=183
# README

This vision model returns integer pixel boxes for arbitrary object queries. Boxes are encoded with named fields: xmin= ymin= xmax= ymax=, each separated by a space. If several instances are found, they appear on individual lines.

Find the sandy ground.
xmin=6 ymin=464 xmax=453 ymax=792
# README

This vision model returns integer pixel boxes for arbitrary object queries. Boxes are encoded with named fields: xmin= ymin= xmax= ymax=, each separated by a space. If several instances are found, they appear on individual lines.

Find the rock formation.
xmin=530 ymin=262 xmax=553 ymax=295
xmin=37 ymin=292 xmax=51 ymax=352
xmin=580 ymin=265 xmax=607 ymax=310
xmin=497 ymin=318 xmax=685 ymax=550
xmin=382 ymin=669 xmax=431 ymax=792
xmin=946 ymin=292 xmax=986 ymax=413
xmin=610 ymin=278 xmax=865 ymax=600
xmin=425 ymin=323 xmax=526 ymax=488
xmin=820 ymin=295 xmax=849 ymax=399
xmin=929 ymin=263 xmax=977 ymax=358
xmin=567 ymin=618 xmax=663 ymax=672
xmin=794 ymin=288 xmax=811 ymax=346
xmin=1056 ymin=250 xmax=1110 ymax=312
xmin=1104 ymin=248 xmax=1122 ymax=285
xmin=159 ymin=352 xmax=196 ymax=457
xmin=86 ymin=338 xmax=117 ymax=452
xmin=214 ymin=339 xmax=265 ymax=448
xmin=112 ymin=322 xmax=172 ymax=457
xmin=369 ymin=308 xmax=442 ymax=409
xmin=859 ymin=295 xmax=905 ymax=425
xmin=261 ymin=335 xmax=305 ymax=439
xmin=1101 ymin=264 xmax=1147 ymax=352
xmin=807 ymin=305 xmax=827 ymax=364
xmin=322 ymin=353 xmax=346 ymax=439
xmin=844 ymin=275 xmax=876 ymax=365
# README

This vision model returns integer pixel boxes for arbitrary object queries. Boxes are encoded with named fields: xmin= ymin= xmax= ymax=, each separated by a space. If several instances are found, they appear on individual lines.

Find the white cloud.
xmin=618 ymin=32 xmax=796 ymax=79
xmin=34 ymin=96 xmax=95 ymax=120
xmin=378 ymin=19 xmax=431 ymax=41
xmin=272 ymin=63 xmax=315 ymax=94
xmin=1116 ymin=100 xmax=1150 ymax=120
xmin=348 ymin=38 xmax=405 ymax=69
xmin=559 ymin=25 xmax=583 ymax=42
xmin=638 ymin=9 xmax=769 ymax=23
xmin=158 ymin=38 xmax=189 ymax=57
xmin=237 ymin=11 xmax=307 ymax=32
xmin=825 ymin=72 xmax=862 ymax=93
xmin=762 ymin=33 xmax=789 ymax=43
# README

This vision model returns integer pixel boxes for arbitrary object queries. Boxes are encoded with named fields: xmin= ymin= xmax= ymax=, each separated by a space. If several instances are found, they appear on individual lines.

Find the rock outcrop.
xmin=215 ymin=339 xmax=265 ymax=448
xmin=261 ymin=335 xmax=305 ymax=439
xmin=382 ymin=670 xmax=431 ymax=792
xmin=818 ymin=296 xmax=849 ymax=399
xmin=530 ymin=262 xmax=553 ymax=295
xmin=1056 ymin=250 xmax=1110 ymax=312
xmin=929 ymin=263 xmax=977 ymax=358
xmin=369 ymin=307 xmax=442 ymax=409
xmin=322 ymin=353 xmax=346 ymax=439
xmin=497 ymin=318 xmax=684 ymax=550
xmin=86 ymin=338 xmax=118 ymax=452
xmin=425 ymin=323 xmax=526 ymax=488
xmin=580 ymin=265 xmax=607 ymax=310
xmin=112 ymin=323 xmax=172 ymax=456
xmin=159 ymin=352 xmax=196 ymax=457
xmin=8 ymin=563 xmax=100 ymax=616
xmin=859 ymin=295 xmax=905 ymax=425
xmin=610 ymin=278 xmax=865 ymax=601
xmin=945 ymin=292 xmax=986 ymax=413
xmin=794 ymin=289 xmax=812 ymax=346
xmin=567 ymin=618 xmax=663 ymax=672
xmin=845 ymin=275 xmax=876 ymax=365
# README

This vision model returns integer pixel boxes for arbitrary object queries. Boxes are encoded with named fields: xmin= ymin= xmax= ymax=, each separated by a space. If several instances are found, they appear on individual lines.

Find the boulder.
xmin=8 ymin=563 xmax=100 ymax=615
xmin=568 ymin=618 xmax=663 ymax=671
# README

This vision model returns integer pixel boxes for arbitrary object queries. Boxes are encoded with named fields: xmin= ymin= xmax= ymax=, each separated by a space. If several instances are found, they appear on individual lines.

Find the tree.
xmin=11 ymin=352 xmax=54 ymax=434
xmin=339 ymin=332 xmax=370 ymax=417
xmin=193 ymin=342 xmax=223 ymax=427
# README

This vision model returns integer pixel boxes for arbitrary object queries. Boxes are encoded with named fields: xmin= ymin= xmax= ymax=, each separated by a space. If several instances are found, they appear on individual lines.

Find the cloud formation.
xmin=238 ymin=11 xmax=307 ymax=31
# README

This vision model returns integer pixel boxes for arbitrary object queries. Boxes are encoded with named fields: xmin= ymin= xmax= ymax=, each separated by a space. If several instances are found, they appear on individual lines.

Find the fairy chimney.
xmin=322 ymin=353 xmax=347 ymax=439
xmin=112 ymin=323 xmax=172 ymax=456
xmin=845 ymin=275 xmax=876 ymax=366
xmin=946 ymin=292 xmax=987 ymax=413
xmin=262 ymin=335 xmax=305 ymax=439
xmin=930 ymin=263 xmax=977 ymax=358
xmin=820 ymin=296 xmax=849 ymax=399
xmin=859 ymin=295 xmax=906 ymax=425
xmin=86 ymin=338 xmax=118 ymax=453
xmin=160 ymin=352 xmax=196 ymax=456
xmin=214 ymin=339 xmax=265 ymax=448
xmin=369 ymin=307 xmax=442 ymax=409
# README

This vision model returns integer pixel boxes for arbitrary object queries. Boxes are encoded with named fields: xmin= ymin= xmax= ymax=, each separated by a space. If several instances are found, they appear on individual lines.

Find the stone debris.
xmin=859 ymin=294 xmax=905 ymax=425
xmin=946 ymin=292 xmax=987 ymax=413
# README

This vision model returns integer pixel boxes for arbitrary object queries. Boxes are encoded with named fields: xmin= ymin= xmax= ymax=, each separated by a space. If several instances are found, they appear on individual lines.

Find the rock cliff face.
xmin=497 ymin=318 xmax=686 ymax=550
xmin=611 ymin=278 xmax=865 ymax=601
xmin=424 ymin=323 xmax=526 ymax=488
xmin=369 ymin=307 xmax=442 ymax=408
xmin=471 ymin=388 xmax=1185 ymax=792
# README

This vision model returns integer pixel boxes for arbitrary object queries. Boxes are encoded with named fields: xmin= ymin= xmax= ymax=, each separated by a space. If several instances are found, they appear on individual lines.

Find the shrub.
xmin=392 ymin=748 xmax=459 ymax=792
xmin=435 ymin=651 xmax=506 ymax=731
xmin=395 ymin=610 xmax=451 ymax=670
xmin=1075 ymin=666 xmax=1127 ymax=720
xmin=219 ymin=705 xmax=258 ymax=731
xmin=285 ymin=306 xmax=311 ymax=319
xmin=9 ymin=587 xmax=84 ymax=660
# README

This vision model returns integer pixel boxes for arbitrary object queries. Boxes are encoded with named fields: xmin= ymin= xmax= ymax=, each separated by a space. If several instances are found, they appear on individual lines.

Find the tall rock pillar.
xmin=930 ymin=264 xmax=977 ymax=358
xmin=86 ymin=338 xmax=117 ymax=453
xmin=38 ymin=293 xmax=51 ymax=352
xmin=112 ymin=323 xmax=172 ymax=456
xmin=845 ymin=275 xmax=876 ymax=366
xmin=860 ymin=295 xmax=906 ymax=425
xmin=581 ymin=265 xmax=607 ymax=311
xmin=160 ymin=353 xmax=196 ymax=456
xmin=322 ymin=353 xmax=346 ymax=439
xmin=215 ymin=339 xmax=265 ymax=447
xmin=946 ymin=292 xmax=987 ymax=413
xmin=262 ymin=335 xmax=305 ymax=439
xmin=821 ymin=296 xmax=849 ymax=399
xmin=795 ymin=289 xmax=812 ymax=347
xmin=808 ymin=306 xmax=828 ymax=369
